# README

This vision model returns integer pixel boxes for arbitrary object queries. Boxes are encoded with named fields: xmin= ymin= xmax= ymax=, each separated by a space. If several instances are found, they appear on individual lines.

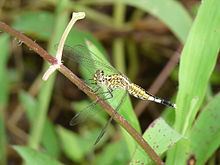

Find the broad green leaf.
xmin=19 ymin=91 xmax=37 ymax=120
xmin=94 ymin=140 xmax=130 ymax=165
xmin=131 ymin=118 xmax=182 ymax=164
xmin=40 ymin=121 xmax=61 ymax=158
xmin=121 ymin=0 xmax=192 ymax=43
xmin=190 ymin=93 xmax=220 ymax=164
xmin=13 ymin=11 xmax=54 ymax=40
xmin=13 ymin=146 xmax=62 ymax=165
xmin=19 ymin=91 xmax=61 ymax=158
xmin=167 ymin=0 xmax=220 ymax=164
xmin=57 ymin=126 xmax=100 ymax=162
xmin=66 ymin=29 xmax=105 ymax=54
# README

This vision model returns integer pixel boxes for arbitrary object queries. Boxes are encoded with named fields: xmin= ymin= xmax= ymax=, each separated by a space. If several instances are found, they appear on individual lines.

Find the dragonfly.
xmin=63 ymin=43 xmax=176 ymax=144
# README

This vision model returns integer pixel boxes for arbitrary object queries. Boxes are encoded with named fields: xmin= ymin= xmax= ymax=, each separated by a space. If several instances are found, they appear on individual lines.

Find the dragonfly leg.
xmin=94 ymin=116 xmax=113 ymax=145
xmin=93 ymin=86 xmax=101 ymax=93
xmin=94 ymin=88 xmax=113 ymax=100
xmin=103 ymin=88 xmax=113 ymax=100
xmin=94 ymin=92 xmax=127 ymax=145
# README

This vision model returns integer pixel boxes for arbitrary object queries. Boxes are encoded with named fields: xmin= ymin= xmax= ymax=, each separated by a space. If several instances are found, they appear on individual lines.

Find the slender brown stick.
xmin=0 ymin=21 xmax=163 ymax=165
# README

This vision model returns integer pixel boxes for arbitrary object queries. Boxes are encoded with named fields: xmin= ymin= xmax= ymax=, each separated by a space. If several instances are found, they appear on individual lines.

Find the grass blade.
xmin=0 ymin=34 xmax=10 ymax=165
xmin=190 ymin=92 xmax=220 ymax=164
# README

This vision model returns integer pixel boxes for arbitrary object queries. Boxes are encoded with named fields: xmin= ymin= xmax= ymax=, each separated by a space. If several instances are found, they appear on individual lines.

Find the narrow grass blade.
xmin=0 ymin=34 xmax=10 ymax=165
xmin=190 ymin=93 xmax=220 ymax=164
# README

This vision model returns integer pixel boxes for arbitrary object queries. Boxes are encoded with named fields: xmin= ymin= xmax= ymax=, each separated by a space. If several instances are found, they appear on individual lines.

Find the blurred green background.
xmin=0 ymin=0 xmax=220 ymax=164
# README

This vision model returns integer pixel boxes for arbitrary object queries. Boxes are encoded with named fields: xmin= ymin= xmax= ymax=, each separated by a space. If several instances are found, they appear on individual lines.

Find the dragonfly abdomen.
xmin=128 ymin=83 xmax=176 ymax=108
xmin=128 ymin=83 xmax=150 ymax=100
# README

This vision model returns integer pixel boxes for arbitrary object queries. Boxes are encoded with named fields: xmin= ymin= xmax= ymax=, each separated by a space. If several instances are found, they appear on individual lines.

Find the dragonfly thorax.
xmin=93 ymin=70 xmax=130 ymax=90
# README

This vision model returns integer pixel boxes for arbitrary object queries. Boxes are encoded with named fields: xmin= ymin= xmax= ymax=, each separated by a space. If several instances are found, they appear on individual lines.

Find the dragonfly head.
xmin=93 ymin=69 xmax=105 ymax=84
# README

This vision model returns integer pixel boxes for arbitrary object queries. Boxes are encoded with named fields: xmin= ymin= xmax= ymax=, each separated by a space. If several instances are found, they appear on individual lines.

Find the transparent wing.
xmin=69 ymin=100 xmax=98 ymax=126
xmin=62 ymin=44 xmax=119 ymax=75
xmin=69 ymin=89 xmax=114 ymax=126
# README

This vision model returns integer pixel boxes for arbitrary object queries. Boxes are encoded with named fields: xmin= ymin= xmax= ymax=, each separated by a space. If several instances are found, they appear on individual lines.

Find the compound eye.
xmin=95 ymin=70 xmax=101 ymax=75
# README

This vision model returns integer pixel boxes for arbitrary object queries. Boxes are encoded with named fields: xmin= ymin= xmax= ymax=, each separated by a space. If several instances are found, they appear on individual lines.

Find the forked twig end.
xmin=42 ymin=12 xmax=86 ymax=81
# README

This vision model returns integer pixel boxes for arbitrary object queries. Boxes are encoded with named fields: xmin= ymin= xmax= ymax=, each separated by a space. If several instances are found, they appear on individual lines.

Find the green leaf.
xmin=12 ymin=11 xmax=54 ymax=40
xmin=94 ymin=140 xmax=130 ymax=165
xmin=66 ymin=29 xmax=105 ymax=53
xmin=57 ymin=126 xmax=100 ymax=162
xmin=0 ymin=34 xmax=10 ymax=165
xmin=131 ymin=118 xmax=182 ymax=164
xmin=121 ymin=0 xmax=192 ymax=43
xmin=190 ymin=93 xmax=220 ymax=164
xmin=41 ymin=121 xmax=61 ymax=158
xmin=19 ymin=91 xmax=37 ymax=120
xmin=0 ymin=34 xmax=10 ymax=106
xmin=19 ymin=91 xmax=61 ymax=158
xmin=13 ymin=146 xmax=62 ymax=165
